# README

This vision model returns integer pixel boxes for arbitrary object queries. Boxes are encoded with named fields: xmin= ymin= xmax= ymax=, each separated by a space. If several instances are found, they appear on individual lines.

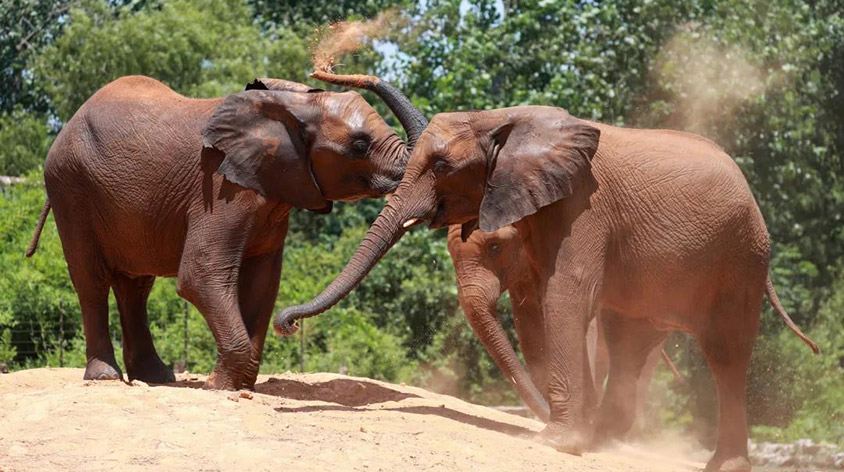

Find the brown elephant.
xmin=26 ymin=74 xmax=426 ymax=390
xmin=276 ymin=78 xmax=819 ymax=470
xmin=446 ymin=225 xmax=678 ymax=425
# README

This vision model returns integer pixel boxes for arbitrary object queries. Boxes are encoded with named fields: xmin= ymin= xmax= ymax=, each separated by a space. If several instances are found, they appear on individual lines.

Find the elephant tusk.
xmin=402 ymin=218 xmax=419 ymax=228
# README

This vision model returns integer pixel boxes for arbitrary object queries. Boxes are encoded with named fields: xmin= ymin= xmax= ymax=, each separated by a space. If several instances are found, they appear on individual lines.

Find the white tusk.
xmin=402 ymin=218 xmax=419 ymax=228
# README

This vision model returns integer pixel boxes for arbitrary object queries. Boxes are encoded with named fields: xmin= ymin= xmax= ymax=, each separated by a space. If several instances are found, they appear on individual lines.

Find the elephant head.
xmin=446 ymin=225 xmax=550 ymax=420
xmin=274 ymin=105 xmax=600 ymax=333
xmin=202 ymin=76 xmax=426 ymax=211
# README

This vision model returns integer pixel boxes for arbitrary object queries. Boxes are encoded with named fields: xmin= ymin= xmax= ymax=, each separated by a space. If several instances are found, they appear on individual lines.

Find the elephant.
xmin=446 ymin=224 xmax=679 ymax=425
xmin=25 ymin=73 xmax=427 ymax=390
xmin=276 ymin=74 xmax=819 ymax=471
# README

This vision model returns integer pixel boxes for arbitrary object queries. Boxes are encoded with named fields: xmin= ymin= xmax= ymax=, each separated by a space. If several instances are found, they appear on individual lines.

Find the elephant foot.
xmin=705 ymin=454 xmax=751 ymax=472
xmin=535 ymin=423 xmax=588 ymax=456
xmin=203 ymin=367 xmax=256 ymax=391
xmin=83 ymin=357 xmax=123 ymax=381
xmin=202 ymin=352 xmax=259 ymax=390
xmin=592 ymin=418 xmax=629 ymax=448
xmin=127 ymin=356 xmax=175 ymax=384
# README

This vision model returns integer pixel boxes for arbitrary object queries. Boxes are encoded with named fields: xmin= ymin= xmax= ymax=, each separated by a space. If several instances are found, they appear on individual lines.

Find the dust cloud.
xmin=649 ymin=29 xmax=783 ymax=133
xmin=312 ymin=10 xmax=404 ymax=73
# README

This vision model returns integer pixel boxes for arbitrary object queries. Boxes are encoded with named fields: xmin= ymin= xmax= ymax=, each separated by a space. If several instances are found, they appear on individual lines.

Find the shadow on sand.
xmin=164 ymin=375 xmax=535 ymax=437
xmin=273 ymin=403 xmax=535 ymax=437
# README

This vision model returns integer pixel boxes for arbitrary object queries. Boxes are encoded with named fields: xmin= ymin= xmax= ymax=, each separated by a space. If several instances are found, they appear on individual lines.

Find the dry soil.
xmin=0 ymin=368 xmax=710 ymax=471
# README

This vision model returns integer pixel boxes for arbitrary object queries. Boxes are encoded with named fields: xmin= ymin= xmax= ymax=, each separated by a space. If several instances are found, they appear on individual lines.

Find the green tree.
xmin=33 ymin=0 xmax=311 ymax=121
xmin=0 ymin=0 xmax=72 ymax=113
xmin=0 ymin=109 xmax=51 ymax=175
xmin=250 ymin=0 xmax=412 ymax=29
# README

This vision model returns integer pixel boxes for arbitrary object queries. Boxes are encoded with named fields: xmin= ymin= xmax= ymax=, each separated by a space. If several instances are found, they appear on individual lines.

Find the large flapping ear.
xmin=202 ymin=90 xmax=331 ymax=211
xmin=478 ymin=111 xmax=600 ymax=232
xmin=245 ymin=78 xmax=323 ymax=93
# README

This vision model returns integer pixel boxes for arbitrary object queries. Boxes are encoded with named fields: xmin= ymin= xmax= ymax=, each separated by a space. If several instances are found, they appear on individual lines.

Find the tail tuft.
xmin=26 ymin=199 xmax=51 ymax=258
xmin=766 ymin=277 xmax=820 ymax=354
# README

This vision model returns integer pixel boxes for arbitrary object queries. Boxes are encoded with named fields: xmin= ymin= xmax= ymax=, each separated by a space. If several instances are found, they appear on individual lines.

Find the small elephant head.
xmin=446 ymin=224 xmax=528 ymax=295
xmin=275 ymin=105 xmax=600 ymax=333
xmin=446 ymin=224 xmax=549 ymax=420
xmin=202 ymin=77 xmax=426 ymax=212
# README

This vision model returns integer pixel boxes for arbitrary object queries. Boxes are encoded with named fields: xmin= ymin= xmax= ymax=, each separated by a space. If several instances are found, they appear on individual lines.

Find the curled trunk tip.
xmin=274 ymin=202 xmax=410 ymax=336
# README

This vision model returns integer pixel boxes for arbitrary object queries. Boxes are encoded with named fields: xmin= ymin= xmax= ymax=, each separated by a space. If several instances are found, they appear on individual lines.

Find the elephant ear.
xmin=478 ymin=112 xmax=600 ymax=232
xmin=202 ymin=90 xmax=331 ymax=211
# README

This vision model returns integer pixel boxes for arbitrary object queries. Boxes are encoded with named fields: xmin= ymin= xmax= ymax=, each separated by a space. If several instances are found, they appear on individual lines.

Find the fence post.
xmin=299 ymin=320 xmax=305 ymax=372
xmin=183 ymin=299 xmax=189 ymax=369
xmin=58 ymin=303 xmax=64 ymax=367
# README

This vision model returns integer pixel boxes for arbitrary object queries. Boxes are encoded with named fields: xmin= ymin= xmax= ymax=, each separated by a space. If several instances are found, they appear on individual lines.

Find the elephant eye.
xmin=350 ymin=133 xmax=371 ymax=156
xmin=432 ymin=157 xmax=452 ymax=175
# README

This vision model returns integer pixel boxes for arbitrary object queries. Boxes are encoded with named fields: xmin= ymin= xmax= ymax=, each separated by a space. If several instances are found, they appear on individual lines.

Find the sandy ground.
xmin=0 ymin=368 xmax=709 ymax=471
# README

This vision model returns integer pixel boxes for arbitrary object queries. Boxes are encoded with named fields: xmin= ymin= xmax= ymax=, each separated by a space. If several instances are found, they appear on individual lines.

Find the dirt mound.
xmin=0 ymin=368 xmax=705 ymax=471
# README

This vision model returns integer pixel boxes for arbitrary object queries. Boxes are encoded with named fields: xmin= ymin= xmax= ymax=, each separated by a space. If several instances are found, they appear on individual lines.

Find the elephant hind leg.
xmin=112 ymin=273 xmax=174 ymax=384
xmin=53 ymin=219 xmax=120 ymax=381
xmin=699 ymin=290 xmax=760 ymax=472
xmin=593 ymin=309 xmax=666 ymax=444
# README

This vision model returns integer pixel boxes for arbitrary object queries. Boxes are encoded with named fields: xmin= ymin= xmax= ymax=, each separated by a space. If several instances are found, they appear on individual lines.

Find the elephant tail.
xmin=25 ymin=199 xmax=51 ymax=258
xmin=766 ymin=277 xmax=820 ymax=354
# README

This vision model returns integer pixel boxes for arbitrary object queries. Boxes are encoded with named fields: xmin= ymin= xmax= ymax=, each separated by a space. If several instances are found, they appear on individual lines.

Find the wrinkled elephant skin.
xmin=278 ymin=102 xmax=818 ymax=471
xmin=28 ymin=75 xmax=426 ymax=390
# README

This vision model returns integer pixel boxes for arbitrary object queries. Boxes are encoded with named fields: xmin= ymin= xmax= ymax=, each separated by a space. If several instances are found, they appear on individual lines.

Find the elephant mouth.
xmin=370 ymin=174 xmax=401 ymax=196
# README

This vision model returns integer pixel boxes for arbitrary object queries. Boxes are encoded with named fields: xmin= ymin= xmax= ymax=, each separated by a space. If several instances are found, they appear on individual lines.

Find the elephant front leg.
xmin=237 ymin=249 xmax=284 ymax=388
xmin=537 ymin=277 xmax=595 ymax=455
xmin=177 ymin=229 xmax=256 ymax=391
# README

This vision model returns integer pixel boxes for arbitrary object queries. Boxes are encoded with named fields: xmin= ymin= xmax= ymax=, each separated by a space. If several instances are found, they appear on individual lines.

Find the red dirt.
xmin=0 ymin=368 xmax=707 ymax=471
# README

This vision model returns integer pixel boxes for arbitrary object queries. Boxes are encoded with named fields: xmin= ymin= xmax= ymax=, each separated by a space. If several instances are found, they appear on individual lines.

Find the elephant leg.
xmin=76 ymin=270 xmax=120 ymax=381
xmin=510 ymin=285 xmax=549 ymax=400
xmin=237 ymin=249 xmax=284 ymax=389
xmin=537 ymin=276 xmax=595 ymax=455
xmin=177 ymin=223 xmax=253 ymax=391
xmin=594 ymin=309 xmax=666 ymax=444
xmin=588 ymin=315 xmax=610 ymax=404
xmin=112 ymin=273 xmax=174 ymax=384
xmin=699 ymin=291 xmax=760 ymax=472
xmin=53 ymin=214 xmax=120 ymax=381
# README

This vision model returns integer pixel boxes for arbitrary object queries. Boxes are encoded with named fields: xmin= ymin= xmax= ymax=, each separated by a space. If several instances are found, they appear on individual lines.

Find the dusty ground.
xmin=0 ymin=368 xmax=709 ymax=471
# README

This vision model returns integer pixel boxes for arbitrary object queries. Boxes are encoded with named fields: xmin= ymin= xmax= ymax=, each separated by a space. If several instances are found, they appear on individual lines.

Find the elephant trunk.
xmin=274 ymin=186 xmax=428 ymax=335
xmin=460 ymin=285 xmax=551 ymax=422
xmin=311 ymin=70 xmax=427 ymax=150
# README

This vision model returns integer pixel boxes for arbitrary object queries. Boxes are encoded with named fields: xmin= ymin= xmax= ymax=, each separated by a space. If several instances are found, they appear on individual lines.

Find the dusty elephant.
xmin=446 ymin=225 xmax=679 ymax=424
xmin=26 ymin=74 xmax=426 ymax=390
xmin=276 ymin=74 xmax=819 ymax=471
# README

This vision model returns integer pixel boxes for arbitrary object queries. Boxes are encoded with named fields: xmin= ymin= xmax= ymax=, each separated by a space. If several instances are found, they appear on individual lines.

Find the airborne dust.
xmin=648 ymin=29 xmax=780 ymax=133
xmin=311 ymin=10 xmax=403 ymax=73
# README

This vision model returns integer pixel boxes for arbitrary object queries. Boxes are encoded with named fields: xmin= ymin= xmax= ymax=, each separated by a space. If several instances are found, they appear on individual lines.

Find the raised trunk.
xmin=461 ymin=288 xmax=550 ymax=422
xmin=311 ymin=71 xmax=427 ymax=149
